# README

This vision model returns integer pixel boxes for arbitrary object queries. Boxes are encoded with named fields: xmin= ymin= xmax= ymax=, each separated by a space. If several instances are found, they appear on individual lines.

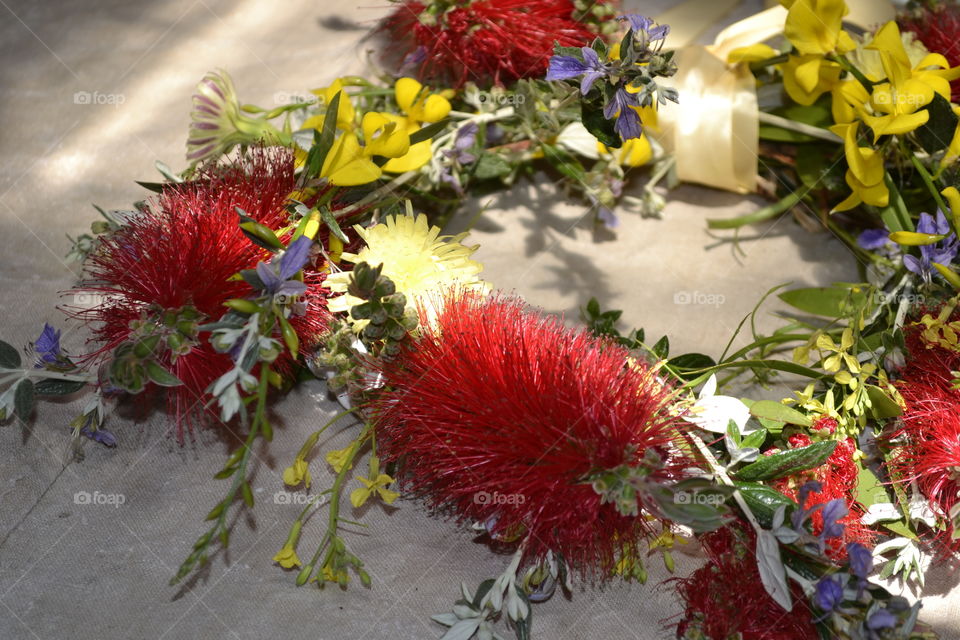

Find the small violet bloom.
xmin=546 ymin=46 xmax=609 ymax=96
xmin=619 ymin=14 xmax=670 ymax=43
xmin=820 ymin=498 xmax=848 ymax=542
xmin=815 ymin=576 xmax=844 ymax=612
xmin=34 ymin=323 xmax=64 ymax=366
xmin=603 ymin=87 xmax=643 ymax=140
xmin=256 ymin=236 xmax=312 ymax=306
xmin=903 ymin=211 xmax=959 ymax=283
xmin=857 ymin=228 xmax=892 ymax=251
xmin=847 ymin=541 xmax=873 ymax=597
xmin=866 ymin=608 xmax=898 ymax=638
xmin=80 ymin=425 xmax=117 ymax=447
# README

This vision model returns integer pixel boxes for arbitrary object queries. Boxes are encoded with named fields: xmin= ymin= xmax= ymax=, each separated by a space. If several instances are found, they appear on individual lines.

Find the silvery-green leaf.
xmin=756 ymin=530 xmax=792 ymax=611
xmin=432 ymin=613 xmax=458 ymax=627
xmin=440 ymin=618 xmax=481 ymax=640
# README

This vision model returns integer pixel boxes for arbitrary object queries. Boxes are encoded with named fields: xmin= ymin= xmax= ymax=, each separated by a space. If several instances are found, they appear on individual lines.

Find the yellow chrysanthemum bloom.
xmin=326 ymin=214 xmax=488 ymax=329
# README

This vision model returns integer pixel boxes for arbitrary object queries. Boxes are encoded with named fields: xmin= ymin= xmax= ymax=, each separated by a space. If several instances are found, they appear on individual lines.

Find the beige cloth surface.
xmin=0 ymin=1 xmax=957 ymax=638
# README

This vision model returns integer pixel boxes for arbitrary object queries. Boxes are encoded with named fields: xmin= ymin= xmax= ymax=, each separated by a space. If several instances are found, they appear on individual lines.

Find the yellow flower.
xmin=282 ymin=458 xmax=311 ymax=488
xmin=847 ymin=30 xmax=930 ymax=83
xmin=273 ymin=544 xmax=302 ymax=569
xmin=598 ymin=134 xmax=652 ymax=167
xmin=349 ymin=473 xmax=400 ymax=508
xmin=946 ymin=108 xmax=960 ymax=164
xmin=320 ymin=131 xmax=382 ymax=186
xmin=829 ymin=122 xmax=888 ymax=212
xmin=782 ymin=54 xmax=843 ymax=106
xmin=326 ymin=214 xmax=488 ymax=329
xmin=727 ymin=44 xmax=779 ymax=64
xmin=830 ymin=79 xmax=871 ymax=124
xmin=395 ymin=77 xmax=451 ymax=124
xmin=310 ymin=78 xmax=356 ymax=129
xmin=861 ymin=22 xmax=957 ymax=142
xmin=379 ymin=78 xmax=453 ymax=174
xmin=272 ymin=521 xmax=303 ymax=569
xmin=325 ymin=444 xmax=355 ymax=473
xmin=361 ymin=112 xmax=410 ymax=159
xmin=783 ymin=0 xmax=855 ymax=57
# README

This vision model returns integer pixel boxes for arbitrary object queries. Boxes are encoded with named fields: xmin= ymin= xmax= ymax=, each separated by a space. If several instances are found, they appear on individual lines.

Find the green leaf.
xmin=473 ymin=152 xmax=512 ymax=180
xmin=734 ymin=440 xmax=837 ymax=482
xmin=882 ymin=519 xmax=918 ymax=539
xmin=741 ymin=428 xmax=768 ymax=450
xmin=865 ymin=384 xmax=902 ymax=419
xmin=321 ymin=209 xmax=349 ymax=243
xmin=239 ymin=220 xmax=284 ymax=251
xmin=34 ymin=378 xmax=87 ymax=396
xmin=778 ymin=285 xmax=868 ymax=317
xmin=916 ymin=93 xmax=959 ymax=153
xmin=241 ymin=481 xmax=254 ymax=508
xmin=735 ymin=482 xmax=795 ymax=529
xmin=581 ymin=95 xmax=618 ymax=147
xmin=854 ymin=461 xmax=891 ymax=512
xmin=668 ymin=353 xmax=716 ymax=371
xmin=144 ymin=361 xmax=183 ymax=387
xmin=749 ymin=400 xmax=812 ymax=427
xmin=541 ymin=143 xmax=588 ymax=184
xmin=652 ymin=335 xmax=670 ymax=359
xmin=14 ymin=379 xmax=35 ymax=420
xmin=134 ymin=181 xmax=165 ymax=193
xmin=0 ymin=340 xmax=21 ymax=369
xmin=409 ymin=119 xmax=449 ymax=146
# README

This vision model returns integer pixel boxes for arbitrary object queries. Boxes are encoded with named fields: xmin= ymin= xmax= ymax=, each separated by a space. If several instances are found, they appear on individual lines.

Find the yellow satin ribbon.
xmin=653 ymin=0 xmax=895 ymax=193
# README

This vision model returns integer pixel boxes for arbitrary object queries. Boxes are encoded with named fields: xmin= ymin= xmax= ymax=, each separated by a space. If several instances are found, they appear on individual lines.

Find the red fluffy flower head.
xmin=379 ymin=0 xmax=615 ymax=87
xmin=368 ymin=290 xmax=694 ymax=576
xmin=72 ymin=148 xmax=330 ymax=440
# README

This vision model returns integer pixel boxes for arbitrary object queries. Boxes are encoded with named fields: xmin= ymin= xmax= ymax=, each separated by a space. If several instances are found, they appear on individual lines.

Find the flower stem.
xmin=910 ymin=155 xmax=948 ymax=217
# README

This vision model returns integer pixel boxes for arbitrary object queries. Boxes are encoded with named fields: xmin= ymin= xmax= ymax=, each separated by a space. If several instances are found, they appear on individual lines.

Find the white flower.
xmin=860 ymin=502 xmax=902 ymax=525
xmin=683 ymin=374 xmax=754 ymax=434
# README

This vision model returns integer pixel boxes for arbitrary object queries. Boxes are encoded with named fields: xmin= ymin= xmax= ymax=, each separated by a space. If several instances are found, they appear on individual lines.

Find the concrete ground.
xmin=0 ymin=0 xmax=956 ymax=638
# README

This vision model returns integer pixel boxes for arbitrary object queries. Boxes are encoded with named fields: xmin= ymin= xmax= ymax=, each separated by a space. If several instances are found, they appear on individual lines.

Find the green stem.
xmin=910 ymin=155 xmax=948 ymax=218
xmin=302 ymin=422 xmax=373 ymax=579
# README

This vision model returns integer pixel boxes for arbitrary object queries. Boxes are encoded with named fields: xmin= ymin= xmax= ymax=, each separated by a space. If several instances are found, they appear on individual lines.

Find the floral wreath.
xmin=7 ymin=1 xmax=960 ymax=638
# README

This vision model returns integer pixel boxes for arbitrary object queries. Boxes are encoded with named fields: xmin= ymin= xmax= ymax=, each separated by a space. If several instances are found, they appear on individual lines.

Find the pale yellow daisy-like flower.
xmin=326 ymin=214 xmax=488 ymax=329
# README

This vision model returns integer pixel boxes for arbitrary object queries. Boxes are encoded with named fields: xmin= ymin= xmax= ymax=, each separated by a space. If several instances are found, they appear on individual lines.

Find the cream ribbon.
xmin=653 ymin=0 xmax=895 ymax=193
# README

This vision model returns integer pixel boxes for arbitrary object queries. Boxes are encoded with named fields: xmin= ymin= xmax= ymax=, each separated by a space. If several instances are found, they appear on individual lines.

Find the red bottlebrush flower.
xmin=379 ymin=0 xmax=613 ymax=88
xmin=900 ymin=3 xmax=960 ymax=102
xmin=71 ymin=148 xmax=330 ymax=440
xmin=774 ymin=435 xmax=873 ymax=559
xmin=673 ymin=522 xmax=818 ymax=640
xmin=888 ymin=316 xmax=960 ymax=548
xmin=368 ymin=290 xmax=693 ymax=577
xmin=812 ymin=415 xmax=838 ymax=435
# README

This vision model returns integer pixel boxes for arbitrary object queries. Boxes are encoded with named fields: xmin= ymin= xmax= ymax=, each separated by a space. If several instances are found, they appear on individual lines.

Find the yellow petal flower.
xmin=831 ymin=79 xmax=870 ymax=124
xmin=727 ymin=44 xmax=779 ymax=64
xmin=320 ymin=132 xmax=383 ymax=186
xmin=395 ymin=77 xmax=451 ymax=123
xmin=272 ymin=544 xmax=302 ymax=569
xmin=326 ymin=445 xmax=355 ymax=473
xmin=350 ymin=474 xmax=399 ymax=507
xmin=361 ymin=112 xmax=411 ymax=159
xmin=784 ymin=0 xmax=853 ymax=57
xmin=349 ymin=485 xmax=371 ymax=508
xmin=326 ymin=214 xmax=488 ymax=330
xmin=782 ymin=55 xmax=842 ymax=106
xmin=830 ymin=123 xmax=883 ymax=187
xmin=283 ymin=458 xmax=311 ymax=488
xmin=382 ymin=121 xmax=432 ymax=173
xmin=311 ymin=78 xmax=355 ymax=129
xmin=866 ymin=22 xmax=913 ymax=89
xmin=599 ymin=135 xmax=652 ymax=167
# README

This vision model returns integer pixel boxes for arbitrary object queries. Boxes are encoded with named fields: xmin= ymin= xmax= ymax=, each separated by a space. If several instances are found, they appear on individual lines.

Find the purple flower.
xmin=619 ymin=14 xmax=670 ymax=43
xmin=866 ymin=608 xmax=897 ymax=637
xmin=903 ymin=211 xmax=959 ymax=283
xmin=847 ymin=542 xmax=873 ymax=579
xmin=34 ymin=324 xmax=63 ymax=365
xmin=546 ymin=46 xmax=609 ymax=95
xmin=442 ymin=122 xmax=478 ymax=165
xmin=256 ymin=236 xmax=311 ymax=303
xmin=80 ymin=425 xmax=117 ymax=447
xmin=820 ymin=498 xmax=848 ymax=541
xmin=815 ymin=576 xmax=843 ymax=612
xmin=603 ymin=87 xmax=643 ymax=140
xmin=857 ymin=228 xmax=891 ymax=251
